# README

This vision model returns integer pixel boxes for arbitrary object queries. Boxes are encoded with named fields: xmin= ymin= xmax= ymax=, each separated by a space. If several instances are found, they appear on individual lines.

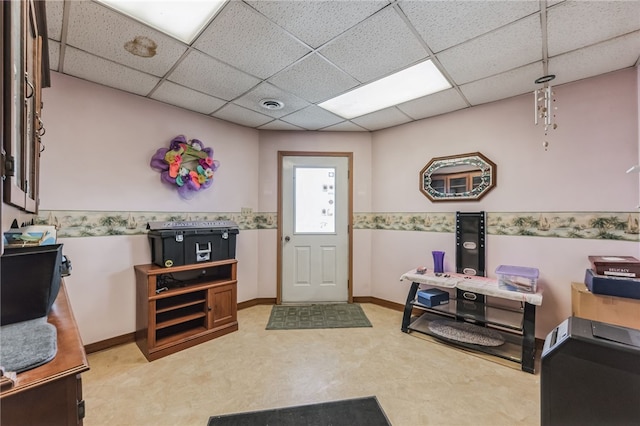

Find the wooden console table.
xmin=400 ymin=269 xmax=543 ymax=373
xmin=0 ymin=282 xmax=90 ymax=425
xmin=135 ymin=259 xmax=238 ymax=361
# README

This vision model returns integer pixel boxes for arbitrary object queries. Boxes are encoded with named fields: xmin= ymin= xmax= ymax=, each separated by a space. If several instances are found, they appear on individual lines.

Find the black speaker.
xmin=455 ymin=211 xmax=485 ymax=276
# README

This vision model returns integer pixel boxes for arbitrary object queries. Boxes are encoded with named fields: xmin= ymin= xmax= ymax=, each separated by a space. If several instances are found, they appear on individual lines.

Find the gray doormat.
xmin=0 ymin=316 xmax=57 ymax=373
xmin=266 ymin=304 xmax=372 ymax=330
xmin=208 ymin=396 xmax=391 ymax=426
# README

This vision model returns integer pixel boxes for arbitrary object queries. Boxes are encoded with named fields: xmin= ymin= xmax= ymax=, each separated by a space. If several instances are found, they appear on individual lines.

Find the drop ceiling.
xmin=45 ymin=0 xmax=640 ymax=132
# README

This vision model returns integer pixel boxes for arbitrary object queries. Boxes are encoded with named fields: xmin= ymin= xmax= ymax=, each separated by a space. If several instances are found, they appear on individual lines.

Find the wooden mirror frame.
xmin=419 ymin=152 xmax=496 ymax=202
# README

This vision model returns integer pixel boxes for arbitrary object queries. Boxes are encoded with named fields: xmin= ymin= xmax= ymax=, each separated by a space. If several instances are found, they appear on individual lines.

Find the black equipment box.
xmin=1 ymin=244 xmax=63 ymax=325
xmin=147 ymin=220 xmax=239 ymax=268
xmin=541 ymin=316 xmax=640 ymax=425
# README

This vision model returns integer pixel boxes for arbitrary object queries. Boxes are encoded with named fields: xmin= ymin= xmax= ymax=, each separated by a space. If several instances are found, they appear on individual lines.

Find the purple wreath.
xmin=150 ymin=135 xmax=220 ymax=198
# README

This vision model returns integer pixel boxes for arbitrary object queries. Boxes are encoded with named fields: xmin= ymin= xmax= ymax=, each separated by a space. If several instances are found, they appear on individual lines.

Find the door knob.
xmin=284 ymin=236 xmax=290 ymax=242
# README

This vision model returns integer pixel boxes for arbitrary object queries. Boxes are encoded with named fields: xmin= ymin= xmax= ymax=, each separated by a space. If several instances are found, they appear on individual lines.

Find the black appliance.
xmin=1 ymin=244 xmax=64 ymax=325
xmin=541 ymin=316 xmax=640 ymax=425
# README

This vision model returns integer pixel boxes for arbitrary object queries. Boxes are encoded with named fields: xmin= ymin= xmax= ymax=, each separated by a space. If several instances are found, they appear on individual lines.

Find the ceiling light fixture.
xmin=259 ymin=99 xmax=284 ymax=110
xmin=534 ymin=74 xmax=558 ymax=151
xmin=96 ymin=0 xmax=227 ymax=44
xmin=318 ymin=59 xmax=451 ymax=119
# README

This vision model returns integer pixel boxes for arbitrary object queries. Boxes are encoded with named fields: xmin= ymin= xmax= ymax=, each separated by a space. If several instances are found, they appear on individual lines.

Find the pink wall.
xmin=13 ymin=67 xmax=638 ymax=344
xmin=370 ymin=68 xmax=639 ymax=336
xmin=371 ymin=68 xmax=638 ymax=213
xmin=37 ymin=73 xmax=263 ymax=343
xmin=40 ymin=73 xmax=260 ymax=212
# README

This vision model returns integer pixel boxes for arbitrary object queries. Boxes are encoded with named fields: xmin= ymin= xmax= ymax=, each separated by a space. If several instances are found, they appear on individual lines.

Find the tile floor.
xmin=83 ymin=303 xmax=540 ymax=425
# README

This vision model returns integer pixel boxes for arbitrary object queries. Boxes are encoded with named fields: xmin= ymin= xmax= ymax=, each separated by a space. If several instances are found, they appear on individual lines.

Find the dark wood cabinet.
xmin=2 ymin=0 xmax=49 ymax=213
xmin=135 ymin=259 xmax=238 ymax=361
xmin=0 ymin=283 xmax=90 ymax=425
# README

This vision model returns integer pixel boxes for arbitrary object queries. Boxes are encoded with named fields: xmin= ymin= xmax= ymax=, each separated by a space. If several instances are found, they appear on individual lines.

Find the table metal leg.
xmin=401 ymin=281 xmax=420 ymax=332
xmin=521 ymin=302 xmax=536 ymax=373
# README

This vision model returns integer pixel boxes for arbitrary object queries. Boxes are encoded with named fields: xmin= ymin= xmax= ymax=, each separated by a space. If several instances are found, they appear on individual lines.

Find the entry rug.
xmin=266 ymin=304 xmax=372 ymax=330
xmin=207 ymin=396 xmax=391 ymax=426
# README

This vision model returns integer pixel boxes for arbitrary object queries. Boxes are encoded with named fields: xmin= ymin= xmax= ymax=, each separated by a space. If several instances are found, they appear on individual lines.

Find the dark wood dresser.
xmin=1 ymin=282 xmax=90 ymax=425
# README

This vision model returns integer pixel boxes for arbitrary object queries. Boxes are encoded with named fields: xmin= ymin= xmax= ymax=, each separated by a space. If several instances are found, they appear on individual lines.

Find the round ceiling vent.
xmin=259 ymin=99 xmax=284 ymax=110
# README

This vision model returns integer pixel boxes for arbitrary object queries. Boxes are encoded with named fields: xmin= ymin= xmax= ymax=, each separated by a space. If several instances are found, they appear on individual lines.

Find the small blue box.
xmin=585 ymin=269 xmax=640 ymax=300
xmin=417 ymin=288 xmax=449 ymax=307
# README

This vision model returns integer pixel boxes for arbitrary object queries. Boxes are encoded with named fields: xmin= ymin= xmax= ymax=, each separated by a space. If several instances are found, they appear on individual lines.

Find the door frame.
xmin=276 ymin=151 xmax=353 ymax=305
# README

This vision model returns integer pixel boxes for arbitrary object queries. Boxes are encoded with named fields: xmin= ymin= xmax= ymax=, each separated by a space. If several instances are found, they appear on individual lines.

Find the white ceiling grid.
xmin=45 ymin=0 xmax=640 ymax=132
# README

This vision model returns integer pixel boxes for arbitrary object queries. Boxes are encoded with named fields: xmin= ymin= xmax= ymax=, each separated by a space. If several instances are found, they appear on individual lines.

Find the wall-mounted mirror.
xmin=420 ymin=152 xmax=496 ymax=202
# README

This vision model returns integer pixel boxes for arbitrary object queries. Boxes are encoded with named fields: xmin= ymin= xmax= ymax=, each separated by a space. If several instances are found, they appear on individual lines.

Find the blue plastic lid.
xmin=495 ymin=265 xmax=539 ymax=279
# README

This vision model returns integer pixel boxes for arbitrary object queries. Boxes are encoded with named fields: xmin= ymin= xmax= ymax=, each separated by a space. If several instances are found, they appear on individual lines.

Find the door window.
xmin=294 ymin=167 xmax=336 ymax=234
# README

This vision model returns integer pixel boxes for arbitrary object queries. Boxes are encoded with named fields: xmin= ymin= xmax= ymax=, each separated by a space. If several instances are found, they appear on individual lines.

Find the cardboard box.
xmin=571 ymin=282 xmax=640 ymax=330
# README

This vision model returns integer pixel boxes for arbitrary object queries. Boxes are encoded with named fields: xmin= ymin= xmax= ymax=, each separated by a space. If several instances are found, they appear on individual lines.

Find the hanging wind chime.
xmin=534 ymin=74 xmax=558 ymax=151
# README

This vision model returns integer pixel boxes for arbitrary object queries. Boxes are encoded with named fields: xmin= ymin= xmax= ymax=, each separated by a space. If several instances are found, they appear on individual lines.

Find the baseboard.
xmin=238 ymin=298 xmax=276 ymax=310
xmin=85 ymin=332 xmax=135 ymax=354
xmin=84 ymin=296 xmax=547 ymax=355
xmin=353 ymin=296 xmax=404 ymax=311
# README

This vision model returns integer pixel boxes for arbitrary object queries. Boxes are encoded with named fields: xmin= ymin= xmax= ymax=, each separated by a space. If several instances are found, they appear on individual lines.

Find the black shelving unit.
xmin=401 ymin=280 xmax=537 ymax=374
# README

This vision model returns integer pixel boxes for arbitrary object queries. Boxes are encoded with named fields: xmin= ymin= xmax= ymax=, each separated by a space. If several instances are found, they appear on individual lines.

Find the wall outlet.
xmin=241 ymin=207 xmax=253 ymax=215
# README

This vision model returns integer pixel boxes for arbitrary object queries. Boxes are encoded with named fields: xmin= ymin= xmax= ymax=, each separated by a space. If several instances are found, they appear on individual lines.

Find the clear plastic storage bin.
xmin=496 ymin=265 xmax=539 ymax=293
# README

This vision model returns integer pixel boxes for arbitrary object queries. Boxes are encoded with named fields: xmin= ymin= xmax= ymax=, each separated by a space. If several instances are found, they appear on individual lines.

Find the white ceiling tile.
xmin=150 ymin=81 xmax=226 ymax=115
xmin=48 ymin=41 xmax=60 ymax=71
xmin=62 ymin=47 xmax=160 ymax=96
xmin=194 ymin=2 xmax=310 ymax=79
xmin=212 ymin=104 xmax=274 ymax=128
xmin=269 ymin=54 xmax=359 ymax=103
xmin=42 ymin=0 xmax=638 ymax=131
xmin=259 ymin=120 xmax=305 ymax=131
xmin=437 ymin=16 xmax=542 ymax=85
xmin=167 ymin=51 xmax=260 ymax=101
xmin=400 ymin=0 xmax=540 ymax=53
xmin=320 ymin=7 xmax=428 ymax=83
xmin=233 ymin=83 xmax=311 ymax=119
xmin=351 ymin=107 xmax=412 ymax=131
xmin=549 ymin=31 xmax=640 ymax=86
xmin=245 ymin=0 xmax=388 ymax=48
xmin=460 ymin=62 xmax=544 ymax=106
xmin=397 ymin=88 xmax=469 ymax=120
xmin=547 ymin=1 xmax=640 ymax=56
xmin=280 ymin=105 xmax=344 ymax=130
xmin=320 ymin=121 xmax=369 ymax=132
xmin=45 ymin=0 xmax=64 ymax=41
xmin=65 ymin=1 xmax=188 ymax=77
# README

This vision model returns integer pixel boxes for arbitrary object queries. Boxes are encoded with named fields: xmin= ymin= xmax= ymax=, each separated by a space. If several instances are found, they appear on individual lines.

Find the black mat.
xmin=266 ymin=304 xmax=372 ymax=330
xmin=207 ymin=396 xmax=391 ymax=426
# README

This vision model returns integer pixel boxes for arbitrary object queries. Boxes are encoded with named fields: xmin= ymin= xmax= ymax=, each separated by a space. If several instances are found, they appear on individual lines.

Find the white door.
xmin=281 ymin=155 xmax=350 ymax=303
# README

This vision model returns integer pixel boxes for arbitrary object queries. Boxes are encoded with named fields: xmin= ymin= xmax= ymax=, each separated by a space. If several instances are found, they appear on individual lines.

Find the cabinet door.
xmin=2 ymin=0 xmax=41 ymax=212
xmin=208 ymin=284 xmax=237 ymax=329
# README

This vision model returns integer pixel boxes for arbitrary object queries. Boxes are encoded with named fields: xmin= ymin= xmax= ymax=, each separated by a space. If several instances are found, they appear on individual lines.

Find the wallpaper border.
xmin=31 ymin=210 xmax=640 ymax=242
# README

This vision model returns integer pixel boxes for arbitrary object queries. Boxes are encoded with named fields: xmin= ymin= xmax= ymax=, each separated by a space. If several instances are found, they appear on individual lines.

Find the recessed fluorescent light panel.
xmin=96 ymin=0 xmax=226 ymax=44
xmin=319 ymin=60 xmax=451 ymax=119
